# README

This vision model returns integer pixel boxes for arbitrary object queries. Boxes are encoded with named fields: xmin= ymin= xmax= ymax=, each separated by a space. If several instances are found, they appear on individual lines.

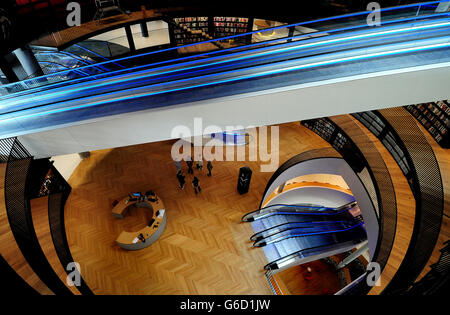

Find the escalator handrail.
xmin=241 ymin=204 xmax=334 ymax=222
xmin=242 ymin=201 xmax=357 ymax=222
xmin=263 ymin=239 xmax=366 ymax=270
xmin=250 ymin=219 xmax=357 ymax=243
xmin=2 ymin=11 xmax=448 ymax=103
xmin=254 ymin=221 xmax=365 ymax=248
xmin=0 ymin=1 xmax=445 ymax=94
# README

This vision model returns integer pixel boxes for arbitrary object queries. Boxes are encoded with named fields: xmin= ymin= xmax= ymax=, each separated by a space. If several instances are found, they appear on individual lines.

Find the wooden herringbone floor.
xmin=65 ymin=122 xmax=331 ymax=294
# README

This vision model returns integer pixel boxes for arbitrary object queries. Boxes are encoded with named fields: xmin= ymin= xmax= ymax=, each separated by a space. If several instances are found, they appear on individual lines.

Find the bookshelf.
xmin=301 ymin=118 xmax=365 ymax=172
xmin=172 ymin=16 xmax=210 ymax=45
xmin=405 ymin=100 xmax=450 ymax=149
xmin=213 ymin=17 xmax=251 ymax=43
xmin=352 ymin=111 xmax=413 ymax=180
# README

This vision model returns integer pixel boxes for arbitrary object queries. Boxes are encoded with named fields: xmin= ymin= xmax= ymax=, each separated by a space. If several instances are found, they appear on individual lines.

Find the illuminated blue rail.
xmin=0 ymin=2 xmax=449 ymax=138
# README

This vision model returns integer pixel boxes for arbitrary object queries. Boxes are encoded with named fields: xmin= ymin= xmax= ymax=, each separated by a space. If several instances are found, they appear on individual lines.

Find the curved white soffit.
xmin=262 ymin=158 xmax=378 ymax=260
xmin=266 ymin=186 xmax=356 ymax=209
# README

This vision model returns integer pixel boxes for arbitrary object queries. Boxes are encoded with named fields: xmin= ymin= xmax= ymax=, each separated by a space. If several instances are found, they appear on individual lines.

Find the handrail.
xmin=0 ymin=1 xmax=447 ymax=94
xmin=264 ymin=269 xmax=277 ymax=294
xmin=251 ymin=219 xmax=359 ymax=246
xmin=241 ymin=204 xmax=333 ymax=222
xmin=250 ymin=219 xmax=352 ymax=241
xmin=335 ymin=273 xmax=368 ymax=295
xmin=264 ymin=243 xmax=342 ymax=270
xmin=242 ymin=201 xmax=357 ymax=222
xmin=265 ymin=269 xmax=284 ymax=295
xmin=254 ymin=221 xmax=365 ymax=247
xmin=0 ymin=15 xmax=436 ymax=101
xmin=264 ymin=240 xmax=366 ymax=270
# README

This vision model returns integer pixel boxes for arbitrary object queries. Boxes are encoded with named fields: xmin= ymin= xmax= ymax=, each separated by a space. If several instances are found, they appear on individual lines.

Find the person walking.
xmin=174 ymin=159 xmax=182 ymax=173
xmin=196 ymin=155 xmax=203 ymax=171
xmin=192 ymin=176 xmax=202 ymax=194
xmin=186 ymin=156 xmax=194 ymax=174
xmin=177 ymin=171 xmax=186 ymax=190
xmin=207 ymin=161 xmax=213 ymax=177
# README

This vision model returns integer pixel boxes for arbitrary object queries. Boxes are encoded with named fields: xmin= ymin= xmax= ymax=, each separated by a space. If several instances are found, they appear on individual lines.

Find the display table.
xmin=112 ymin=193 xmax=166 ymax=251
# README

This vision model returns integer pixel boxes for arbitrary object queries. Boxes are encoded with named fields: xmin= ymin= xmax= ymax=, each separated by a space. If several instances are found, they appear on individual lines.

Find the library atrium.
xmin=0 ymin=0 xmax=448 ymax=296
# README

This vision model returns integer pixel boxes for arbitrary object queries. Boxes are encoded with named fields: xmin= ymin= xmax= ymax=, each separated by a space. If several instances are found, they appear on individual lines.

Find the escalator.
xmin=243 ymin=201 xmax=367 ymax=270
xmin=0 ymin=2 xmax=449 ymax=139
xmin=242 ymin=200 xmax=357 ymax=222
xmin=262 ymin=223 xmax=366 ymax=269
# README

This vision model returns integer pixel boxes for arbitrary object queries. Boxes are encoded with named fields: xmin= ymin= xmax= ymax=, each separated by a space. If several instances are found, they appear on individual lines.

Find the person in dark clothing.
xmin=177 ymin=171 xmax=186 ymax=190
xmin=192 ymin=176 xmax=202 ymax=194
xmin=207 ymin=161 xmax=213 ymax=177
xmin=196 ymin=155 xmax=203 ymax=171
xmin=186 ymin=157 xmax=194 ymax=174
xmin=174 ymin=159 xmax=182 ymax=173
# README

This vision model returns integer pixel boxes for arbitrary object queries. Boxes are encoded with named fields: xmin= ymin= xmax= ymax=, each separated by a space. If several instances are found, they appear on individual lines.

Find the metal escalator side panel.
xmin=250 ymin=214 xmax=358 ymax=241
xmin=242 ymin=202 xmax=352 ymax=222
xmin=252 ymin=220 xmax=359 ymax=246
xmin=260 ymin=221 xmax=366 ymax=247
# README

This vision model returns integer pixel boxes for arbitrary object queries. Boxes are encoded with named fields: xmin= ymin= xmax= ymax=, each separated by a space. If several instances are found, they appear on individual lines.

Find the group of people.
xmin=174 ymin=155 xmax=213 ymax=195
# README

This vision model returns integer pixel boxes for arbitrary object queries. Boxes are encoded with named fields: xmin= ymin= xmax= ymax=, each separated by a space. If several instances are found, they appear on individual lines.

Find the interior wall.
xmin=50 ymin=153 xmax=82 ymax=182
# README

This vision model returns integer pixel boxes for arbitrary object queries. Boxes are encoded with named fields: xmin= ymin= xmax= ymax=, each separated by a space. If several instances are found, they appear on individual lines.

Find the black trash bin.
xmin=237 ymin=166 xmax=252 ymax=195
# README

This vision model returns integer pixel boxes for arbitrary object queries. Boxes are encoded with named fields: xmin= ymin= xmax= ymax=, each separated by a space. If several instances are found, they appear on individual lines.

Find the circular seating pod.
xmin=112 ymin=192 xmax=167 ymax=251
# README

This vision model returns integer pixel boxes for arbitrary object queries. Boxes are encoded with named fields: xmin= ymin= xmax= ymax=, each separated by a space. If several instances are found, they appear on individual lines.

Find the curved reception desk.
xmin=112 ymin=192 xmax=167 ymax=251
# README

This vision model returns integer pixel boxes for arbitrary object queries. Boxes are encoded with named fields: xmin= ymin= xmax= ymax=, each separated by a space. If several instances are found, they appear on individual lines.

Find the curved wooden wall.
xmin=331 ymin=115 xmax=416 ymax=294
xmin=0 ymin=163 xmax=53 ymax=294
xmin=379 ymin=107 xmax=444 ymax=293
xmin=330 ymin=115 xmax=397 ymax=274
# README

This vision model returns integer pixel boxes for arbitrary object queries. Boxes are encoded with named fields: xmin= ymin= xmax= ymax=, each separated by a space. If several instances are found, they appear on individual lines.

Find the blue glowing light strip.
xmin=3 ymin=41 xmax=450 ymax=123
xmin=5 ymin=18 xmax=449 ymax=108
xmin=267 ymin=222 xmax=365 ymax=244
xmin=256 ymin=221 xmax=356 ymax=237
xmin=2 ymin=1 xmax=446 ymax=89
xmin=3 ymin=12 xmax=449 ymax=102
